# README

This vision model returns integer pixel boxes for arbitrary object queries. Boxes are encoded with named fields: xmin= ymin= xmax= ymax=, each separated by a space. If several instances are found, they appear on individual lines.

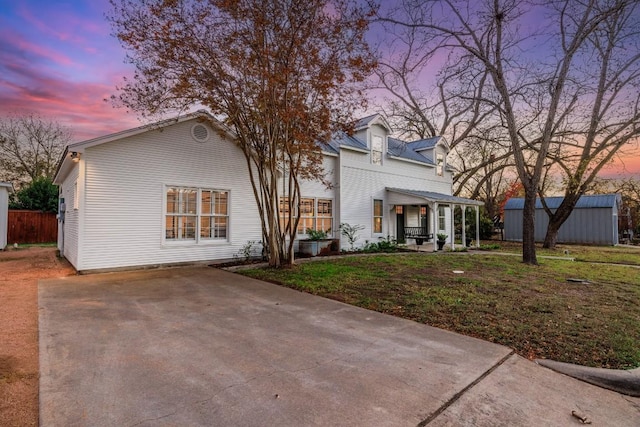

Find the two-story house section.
xmin=300 ymin=113 xmax=483 ymax=252
xmin=54 ymin=111 xmax=482 ymax=273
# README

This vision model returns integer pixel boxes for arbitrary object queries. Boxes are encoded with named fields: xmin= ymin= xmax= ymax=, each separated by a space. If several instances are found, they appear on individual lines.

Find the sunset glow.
xmin=0 ymin=0 xmax=639 ymax=179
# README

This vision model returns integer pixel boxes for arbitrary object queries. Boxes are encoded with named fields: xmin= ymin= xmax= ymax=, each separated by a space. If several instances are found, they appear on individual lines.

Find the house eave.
xmin=340 ymin=145 xmax=369 ymax=154
xmin=386 ymin=187 xmax=484 ymax=206
xmin=387 ymin=155 xmax=435 ymax=167
xmin=322 ymin=151 xmax=339 ymax=157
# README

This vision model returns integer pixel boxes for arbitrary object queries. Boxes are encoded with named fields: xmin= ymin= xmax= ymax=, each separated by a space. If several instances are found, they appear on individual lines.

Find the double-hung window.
xmin=298 ymin=198 xmax=315 ymax=235
xmin=436 ymin=153 xmax=444 ymax=176
xmin=438 ymin=206 xmax=446 ymax=231
xmin=372 ymin=135 xmax=383 ymax=165
xmin=279 ymin=197 xmax=333 ymax=236
xmin=373 ymin=199 xmax=383 ymax=233
xmin=165 ymin=186 xmax=229 ymax=242
xmin=316 ymin=199 xmax=333 ymax=233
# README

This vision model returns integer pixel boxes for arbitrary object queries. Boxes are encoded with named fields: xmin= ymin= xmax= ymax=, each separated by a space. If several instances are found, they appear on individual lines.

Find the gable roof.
xmin=504 ymin=194 xmax=621 ymax=210
xmin=406 ymin=136 xmax=441 ymax=151
xmin=387 ymin=137 xmax=435 ymax=165
xmin=354 ymin=113 xmax=391 ymax=132
xmin=54 ymin=111 xmax=231 ymax=184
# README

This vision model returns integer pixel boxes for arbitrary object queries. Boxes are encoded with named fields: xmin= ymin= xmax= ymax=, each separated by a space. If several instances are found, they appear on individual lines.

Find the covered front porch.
xmin=386 ymin=187 xmax=485 ymax=252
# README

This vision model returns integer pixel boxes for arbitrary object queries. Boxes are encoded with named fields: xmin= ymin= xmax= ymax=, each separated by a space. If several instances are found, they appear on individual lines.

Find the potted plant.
xmin=436 ymin=233 xmax=448 ymax=251
xmin=298 ymin=228 xmax=332 ymax=256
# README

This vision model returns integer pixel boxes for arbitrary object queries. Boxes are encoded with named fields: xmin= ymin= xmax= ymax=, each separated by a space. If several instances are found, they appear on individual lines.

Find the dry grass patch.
xmin=241 ymin=251 xmax=640 ymax=369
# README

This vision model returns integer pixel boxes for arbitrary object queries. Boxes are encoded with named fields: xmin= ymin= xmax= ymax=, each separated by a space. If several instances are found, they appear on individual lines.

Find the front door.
xmin=420 ymin=205 xmax=428 ymax=234
xmin=396 ymin=206 xmax=405 ymax=243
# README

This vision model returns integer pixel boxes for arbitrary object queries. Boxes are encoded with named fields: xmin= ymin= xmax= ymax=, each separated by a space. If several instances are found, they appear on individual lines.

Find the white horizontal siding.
xmin=339 ymin=155 xmax=453 ymax=249
xmin=79 ymin=120 xmax=261 ymax=271
xmin=59 ymin=165 xmax=80 ymax=269
xmin=0 ymin=187 xmax=9 ymax=249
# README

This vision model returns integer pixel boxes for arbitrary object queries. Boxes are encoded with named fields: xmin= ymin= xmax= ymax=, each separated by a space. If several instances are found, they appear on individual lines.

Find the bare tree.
xmin=539 ymin=1 xmax=640 ymax=247
xmin=380 ymin=0 xmax=638 ymax=264
xmin=0 ymin=114 xmax=71 ymax=188
xmin=108 ymin=0 xmax=375 ymax=267
xmin=372 ymin=4 xmax=518 ymax=219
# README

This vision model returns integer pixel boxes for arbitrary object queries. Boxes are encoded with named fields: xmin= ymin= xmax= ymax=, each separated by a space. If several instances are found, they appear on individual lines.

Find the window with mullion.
xmin=372 ymin=135 xmax=383 ymax=165
xmin=373 ymin=199 xmax=383 ymax=233
xmin=316 ymin=199 xmax=333 ymax=234
xmin=278 ymin=197 xmax=333 ymax=236
xmin=166 ymin=187 xmax=197 ymax=240
xmin=165 ymin=187 xmax=228 ymax=242
xmin=297 ymin=198 xmax=315 ymax=235
xmin=200 ymin=189 xmax=228 ymax=240
xmin=438 ymin=206 xmax=446 ymax=231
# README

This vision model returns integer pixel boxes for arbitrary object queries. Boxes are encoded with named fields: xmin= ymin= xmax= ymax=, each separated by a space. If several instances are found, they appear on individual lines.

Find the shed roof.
xmin=504 ymin=194 xmax=621 ymax=210
xmin=0 ymin=182 xmax=13 ymax=192
xmin=387 ymin=188 xmax=484 ymax=206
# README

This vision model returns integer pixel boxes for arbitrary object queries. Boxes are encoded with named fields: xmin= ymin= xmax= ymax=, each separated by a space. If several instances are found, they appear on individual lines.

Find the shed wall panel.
xmin=504 ymin=206 xmax=617 ymax=245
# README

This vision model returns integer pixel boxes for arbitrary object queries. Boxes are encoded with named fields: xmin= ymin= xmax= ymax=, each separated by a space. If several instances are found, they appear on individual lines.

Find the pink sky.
xmin=0 ymin=0 xmax=638 ymax=178
xmin=0 ymin=0 xmax=140 ymax=140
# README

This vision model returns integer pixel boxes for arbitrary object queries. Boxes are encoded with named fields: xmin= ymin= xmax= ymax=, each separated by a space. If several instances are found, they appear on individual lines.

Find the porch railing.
xmin=403 ymin=227 xmax=433 ymax=245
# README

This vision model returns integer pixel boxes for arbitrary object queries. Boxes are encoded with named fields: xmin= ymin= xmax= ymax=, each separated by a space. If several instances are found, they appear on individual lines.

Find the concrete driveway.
xmin=39 ymin=267 xmax=640 ymax=426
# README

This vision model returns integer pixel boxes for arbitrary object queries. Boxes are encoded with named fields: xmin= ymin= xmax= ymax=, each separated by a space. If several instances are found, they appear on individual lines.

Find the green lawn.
xmin=492 ymin=240 xmax=640 ymax=265
xmin=240 ymin=250 xmax=640 ymax=369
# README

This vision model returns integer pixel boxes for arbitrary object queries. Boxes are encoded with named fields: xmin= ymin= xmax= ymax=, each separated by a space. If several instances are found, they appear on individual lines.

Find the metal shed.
xmin=1 ymin=182 xmax=13 ymax=250
xmin=503 ymin=194 xmax=621 ymax=245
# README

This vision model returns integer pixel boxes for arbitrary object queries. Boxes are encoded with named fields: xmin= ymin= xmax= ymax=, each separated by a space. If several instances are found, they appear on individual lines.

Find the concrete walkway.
xmin=39 ymin=267 xmax=640 ymax=426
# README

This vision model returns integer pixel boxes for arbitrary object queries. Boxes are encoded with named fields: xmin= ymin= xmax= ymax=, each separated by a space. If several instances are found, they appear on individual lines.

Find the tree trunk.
xmin=521 ymin=190 xmax=538 ymax=265
xmin=542 ymin=225 xmax=559 ymax=249
xmin=542 ymin=197 xmax=579 ymax=249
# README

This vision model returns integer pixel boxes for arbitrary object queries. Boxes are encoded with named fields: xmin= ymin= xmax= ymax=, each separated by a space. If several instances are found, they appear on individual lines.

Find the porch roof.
xmin=386 ymin=188 xmax=484 ymax=207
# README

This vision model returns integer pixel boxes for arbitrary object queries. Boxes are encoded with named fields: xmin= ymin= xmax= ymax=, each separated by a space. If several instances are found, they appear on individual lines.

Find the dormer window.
xmin=436 ymin=153 xmax=445 ymax=176
xmin=372 ymin=135 xmax=383 ymax=165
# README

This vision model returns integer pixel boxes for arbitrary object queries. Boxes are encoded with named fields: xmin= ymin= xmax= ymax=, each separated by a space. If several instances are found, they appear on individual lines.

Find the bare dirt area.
xmin=0 ymin=247 xmax=74 ymax=427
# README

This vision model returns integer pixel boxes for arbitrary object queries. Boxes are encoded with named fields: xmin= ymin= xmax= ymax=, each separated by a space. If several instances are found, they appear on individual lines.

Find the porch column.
xmin=475 ymin=205 xmax=480 ymax=247
xmin=462 ymin=205 xmax=466 ymax=247
xmin=433 ymin=202 xmax=438 ymax=252
xmin=450 ymin=204 xmax=455 ymax=250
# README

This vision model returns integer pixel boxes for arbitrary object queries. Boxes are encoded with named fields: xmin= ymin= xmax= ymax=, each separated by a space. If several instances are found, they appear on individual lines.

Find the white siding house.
xmin=1 ymin=182 xmax=13 ymax=250
xmin=54 ymin=112 xmax=482 ymax=273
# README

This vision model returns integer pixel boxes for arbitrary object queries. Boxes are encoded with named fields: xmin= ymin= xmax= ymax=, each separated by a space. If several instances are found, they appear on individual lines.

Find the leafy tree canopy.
xmin=108 ymin=0 xmax=376 ymax=266
xmin=9 ymin=176 xmax=58 ymax=213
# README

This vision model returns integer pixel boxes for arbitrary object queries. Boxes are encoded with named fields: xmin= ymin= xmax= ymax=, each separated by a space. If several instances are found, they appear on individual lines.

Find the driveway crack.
xmin=416 ymin=350 xmax=515 ymax=426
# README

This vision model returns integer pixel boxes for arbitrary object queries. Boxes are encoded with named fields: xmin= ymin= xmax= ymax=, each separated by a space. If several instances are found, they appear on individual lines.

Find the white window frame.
xmin=371 ymin=134 xmax=383 ymax=166
xmin=279 ymin=197 xmax=334 ymax=237
xmin=164 ymin=186 xmax=229 ymax=244
xmin=438 ymin=205 xmax=446 ymax=231
xmin=436 ymin=152 xmax=445 ymax=176
xmin=373 ymin=199 xmax=383 ymax=234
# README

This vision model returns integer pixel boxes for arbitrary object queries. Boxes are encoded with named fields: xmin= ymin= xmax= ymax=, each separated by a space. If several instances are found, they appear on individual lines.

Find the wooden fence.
xmin=7 ymin=210 xmax=58 ymax=244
